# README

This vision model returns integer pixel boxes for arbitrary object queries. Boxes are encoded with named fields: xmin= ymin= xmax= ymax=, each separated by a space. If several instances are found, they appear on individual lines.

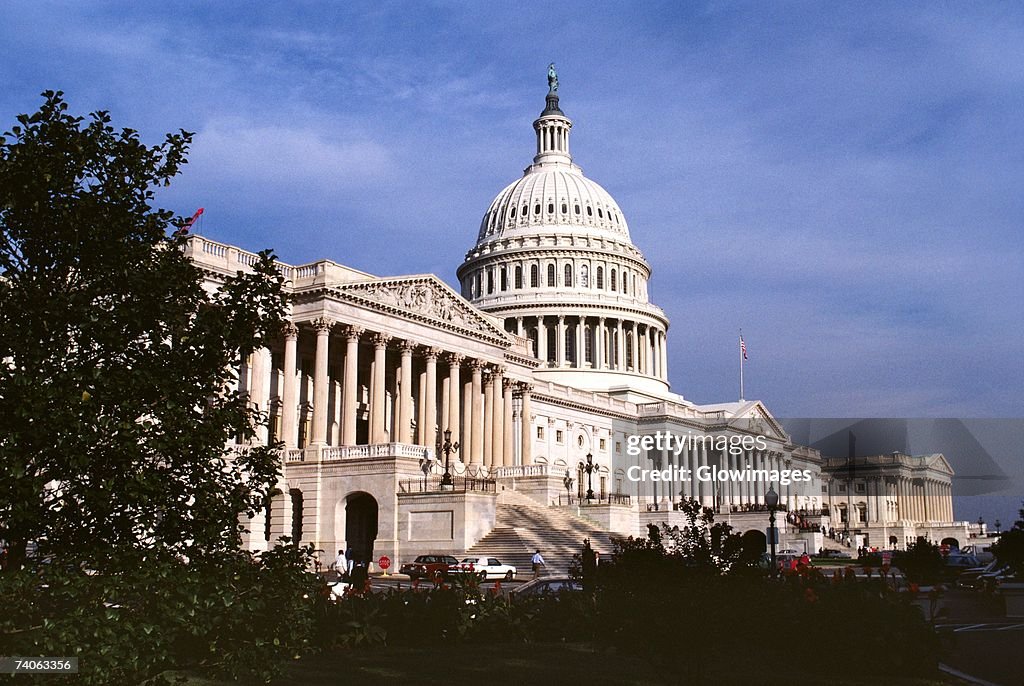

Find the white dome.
xmin=477 ymin=167 xmax=630 ymax=243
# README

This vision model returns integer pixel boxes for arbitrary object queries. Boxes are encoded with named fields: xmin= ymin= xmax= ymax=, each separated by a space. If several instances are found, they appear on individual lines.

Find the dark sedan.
xmin=399 ymin=554 xmax=459 ymax=581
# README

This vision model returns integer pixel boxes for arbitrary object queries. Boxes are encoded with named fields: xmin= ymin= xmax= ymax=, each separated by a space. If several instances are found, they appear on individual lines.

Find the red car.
xmin=399 ymin=554 xmax=459 ymax=581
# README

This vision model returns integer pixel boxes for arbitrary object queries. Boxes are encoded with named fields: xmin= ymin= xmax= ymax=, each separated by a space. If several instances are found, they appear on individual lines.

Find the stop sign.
xmin=378 ymin=555 xmax=391 ymax=570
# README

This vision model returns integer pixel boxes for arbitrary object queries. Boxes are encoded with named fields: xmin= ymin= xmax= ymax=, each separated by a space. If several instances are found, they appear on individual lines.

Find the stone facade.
xmin=189 ymin=80 xmax=960 ymax=567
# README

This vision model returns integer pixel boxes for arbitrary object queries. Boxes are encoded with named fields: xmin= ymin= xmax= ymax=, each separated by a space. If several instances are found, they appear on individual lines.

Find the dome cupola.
xmin=457 ymin=66 xmax=671 ymax=397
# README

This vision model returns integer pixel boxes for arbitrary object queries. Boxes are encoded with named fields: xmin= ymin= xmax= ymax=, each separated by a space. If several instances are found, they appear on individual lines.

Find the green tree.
xmin=992 ymin=502 xmax=1024 ymax=579
xmin=0 ymin=90 xmax=288 ymax=570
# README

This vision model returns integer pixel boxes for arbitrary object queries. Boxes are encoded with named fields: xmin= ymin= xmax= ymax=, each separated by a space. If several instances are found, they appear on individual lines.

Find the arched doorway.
xmin=741 ymin=529 xmax=767 ymax=565
xmin=941 ymin=537 xmax=960 ymax=551
xmin=345 ymin=493 xmax=378 ymax=566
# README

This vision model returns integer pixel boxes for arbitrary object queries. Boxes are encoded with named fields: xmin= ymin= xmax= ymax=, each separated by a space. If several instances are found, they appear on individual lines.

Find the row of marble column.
xmin=246 ymin=318 xmax=534 ymax=466
xmin=506 ymin=314 xmax=667 ymax=379
xmin=896 ymin=476 xmax=953 ymax=524
xmin=652 ymin=446 xmax=801 ymax=510
xmin=825 ymin=476 xmax=953 ymax=525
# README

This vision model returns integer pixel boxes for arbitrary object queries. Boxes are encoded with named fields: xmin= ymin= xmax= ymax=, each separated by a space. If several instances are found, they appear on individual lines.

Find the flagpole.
xmin=739 ymin=330 xmax=744 ymax=401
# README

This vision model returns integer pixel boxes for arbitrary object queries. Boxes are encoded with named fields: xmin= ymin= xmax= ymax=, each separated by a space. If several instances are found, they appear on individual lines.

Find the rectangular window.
xmin=615 ymin=441 xmax=621 ymax=454
xmin=536 ymin=426 xmax=544 ymax=439
xmin=556 ymin=430 xmax=564 ymax=444
xmin=599 ymin=438 xmax=607 ymax=451
xmin=856 ymin=483 xmax=866 ymax=493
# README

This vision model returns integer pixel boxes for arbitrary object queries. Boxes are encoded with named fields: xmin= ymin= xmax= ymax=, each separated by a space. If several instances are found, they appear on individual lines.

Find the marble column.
xmin=491 ymin=366 xmax=505 ymax=466
xmin=249 ymin=346 xmax=270 ymax=443
xmin=556 ymin=316 xmax=566 ymax=367
xmin=616 ymin=319 xmax=625 ymax=370
xmin=397 ymin=341 xmax=414 ymax=443
xmin=520 ymin=383 xmax=533 ymax=465
xmin=423 ymin=347 xmax=439 ymax=449
xmin=754 ymin=450 xmax=764 ymax=505
xmin=576 ymin=317 xmax=585 ymax=368
xmin=537 ymin=316 xmax=547 ymax=365
xmin=281 ymin=323 xmax=298 ymax=448
xmin=660 ymin=331 xmax=669 ymax=380
xmin=482 ymin=369 xmax=494 ymax=466
xmin=446 ymin=353 xmax=463 ymax=442
xmin=638 ymin=325 xmax=647 ymax=375
xmin=341 ymin=326 xmax=362 ymax=445
xmin=469 ymin=360 xmax=483 ymax=465
xmin=596 ymin=317 xmax=606 ymax=369
xmin=369 ymin=333 xmax=390 ymax=443
xmin=502 ymin=378 xmax=514 ymax=466
xmin=311 ymin=318 xmax=332 ymax=445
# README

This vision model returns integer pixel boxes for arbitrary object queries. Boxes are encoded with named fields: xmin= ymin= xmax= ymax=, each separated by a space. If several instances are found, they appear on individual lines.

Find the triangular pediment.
xmin=728 ymin=401 xmax=789 ymax=441
xmin=923 ymin=453 xmax=955 ymax=476
xmin=333 ymin=275 xmax=510 ymax=342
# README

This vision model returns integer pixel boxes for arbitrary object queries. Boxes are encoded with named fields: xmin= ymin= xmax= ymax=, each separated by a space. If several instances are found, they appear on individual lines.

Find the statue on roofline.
xmin=547 ymin=62 xmax=558 ymax=94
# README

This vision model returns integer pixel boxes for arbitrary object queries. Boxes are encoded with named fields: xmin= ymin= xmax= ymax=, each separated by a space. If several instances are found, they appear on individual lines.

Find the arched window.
xmin=548 ymin=202 xmax=554 ymax=214
xmin=534 ymin=203 xmax=541 ymax=215
xmin=500 ymin=267 xmax=508 ymax=291
xmin=610 ymin=268 xmax=617 ymax=291
xmin=574 ymin=204 xmax=580 ymax=215
xmin=598 ymin=208 xmax=604 ymax=218
xmin=564 ymin=263 xmax=573 ymax=288
xmin=580 ymin=264 xmax=589 ymax=287
xmin=596 ymin=266 xmax=604 ymax=289
xmin=514 ymin=265 xmax=523 ymax=289
xmin=530 ymin=264 xmax=539 ymax=288
xmin=547 ymin=263 xmax=556 ymax=287
xmin=561 ymin=203 xmax=567 ymax=213
xmin=522 ymin=204 xmax=528 ymax=219
xmin=586 ymin=206 xmax=593 ymax=216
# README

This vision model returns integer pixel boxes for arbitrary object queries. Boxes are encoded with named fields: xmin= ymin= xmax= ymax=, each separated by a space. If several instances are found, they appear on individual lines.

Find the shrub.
xmin=0 ymin=545 xmax=324 ymax=684
xmin=893 ymin=539 xmax=944 ymax=586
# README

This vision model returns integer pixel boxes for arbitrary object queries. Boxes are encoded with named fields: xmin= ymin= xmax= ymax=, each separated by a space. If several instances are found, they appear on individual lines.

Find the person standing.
xmin=334 ymin=549 xmax=346 ymax=571
xmin=531 ymin=549 xmax=545 ymax=579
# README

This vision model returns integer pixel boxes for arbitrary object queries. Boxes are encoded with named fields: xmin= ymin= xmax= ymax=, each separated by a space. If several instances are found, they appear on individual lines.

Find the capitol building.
xmin=188 ymin=72 xmax=968 ymax=570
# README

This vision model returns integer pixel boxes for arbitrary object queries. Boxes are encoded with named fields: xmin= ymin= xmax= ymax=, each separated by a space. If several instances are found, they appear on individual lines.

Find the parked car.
xmin=941 ymin=554 xmax=981 ymax=582
xmin=815 ymin=549 xmax=853 ymax=560
xmin=957 ymin=560 xmax=1005 ymax=590
xmin=449 ymin=557 xmax=517 ymax=581
xmin=510 ymin=576 xmax=582 ymax=600
xmin=399 ymin=554 xmax=459 ymax=581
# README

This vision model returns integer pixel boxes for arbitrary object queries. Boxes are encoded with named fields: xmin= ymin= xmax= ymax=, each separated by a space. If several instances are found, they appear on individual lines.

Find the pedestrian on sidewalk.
xmin=531 ymin=549 xmax=546 ymax=579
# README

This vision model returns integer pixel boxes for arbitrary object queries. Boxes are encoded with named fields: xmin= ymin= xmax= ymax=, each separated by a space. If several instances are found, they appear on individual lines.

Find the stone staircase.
xmin=463 ymin=490 xmax=622 ymax=577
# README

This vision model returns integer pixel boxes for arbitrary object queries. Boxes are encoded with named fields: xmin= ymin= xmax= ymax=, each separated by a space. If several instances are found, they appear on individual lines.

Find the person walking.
xmin=531 ymin=549 xmax=546 ymax=579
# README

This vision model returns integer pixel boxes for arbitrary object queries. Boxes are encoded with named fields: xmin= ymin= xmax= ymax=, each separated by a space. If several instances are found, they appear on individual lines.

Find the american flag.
xmin=740 ymin=336 xmax=748 ymax=360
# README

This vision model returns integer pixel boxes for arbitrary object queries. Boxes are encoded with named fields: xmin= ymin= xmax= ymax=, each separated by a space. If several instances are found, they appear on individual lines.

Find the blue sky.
xmin=3 ymin=1 xmax=1023 ymax=419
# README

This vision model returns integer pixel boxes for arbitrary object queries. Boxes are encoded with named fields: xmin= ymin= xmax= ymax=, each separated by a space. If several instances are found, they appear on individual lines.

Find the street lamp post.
xmin=563 ymin=470 xmax=574 ymax=504
xmin=995 ymin=519 xmax=1002 ymax=534
xmin=765 ymin=485 xmax=780 ymax=578
xmin=437 ymin=428 xmax=459 ymax=489
xmin=580 ymin=453 xmax=595 ymax=502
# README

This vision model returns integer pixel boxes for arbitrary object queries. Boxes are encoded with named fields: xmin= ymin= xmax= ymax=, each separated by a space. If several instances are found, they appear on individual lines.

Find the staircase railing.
xmin=556 ymin=493 xmax=631 ymax=507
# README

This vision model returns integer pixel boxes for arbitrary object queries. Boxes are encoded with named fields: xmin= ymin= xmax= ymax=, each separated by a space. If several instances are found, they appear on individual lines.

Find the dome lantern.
xmin=533 ymin=63 xmax=573 ymax=166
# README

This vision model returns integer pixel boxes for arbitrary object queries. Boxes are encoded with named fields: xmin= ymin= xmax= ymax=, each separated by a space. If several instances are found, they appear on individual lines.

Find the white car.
xmin=449 ymin=557 xmax=517 ymax=581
